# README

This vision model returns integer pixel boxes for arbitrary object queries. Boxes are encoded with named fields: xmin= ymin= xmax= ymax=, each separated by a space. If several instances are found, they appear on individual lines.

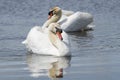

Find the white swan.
xmin=26 ymin=53 xmax=71 ymax=78
xmin=22 ymin=23 xmax=70 ymax=56
xmin=43 ymin=6 xmax=93 ymax=32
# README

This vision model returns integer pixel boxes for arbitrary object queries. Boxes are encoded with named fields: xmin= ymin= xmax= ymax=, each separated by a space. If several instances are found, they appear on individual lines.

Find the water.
xmin=0 ymin=0 xmax=120 ymax=80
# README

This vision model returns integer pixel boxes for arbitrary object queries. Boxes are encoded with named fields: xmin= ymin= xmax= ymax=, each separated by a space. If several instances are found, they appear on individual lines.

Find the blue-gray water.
xmin=0 ymin=0 xmax=120 ymax=80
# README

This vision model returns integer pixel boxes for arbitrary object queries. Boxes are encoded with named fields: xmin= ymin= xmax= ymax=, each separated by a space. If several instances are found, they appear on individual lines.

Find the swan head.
xmin=48 ymin=7 xmax=62 ymax=20
xmin=42 ymin=7 xmax=62 ymax=29
xmin=48 ymin=23 xmax=63 ymax=40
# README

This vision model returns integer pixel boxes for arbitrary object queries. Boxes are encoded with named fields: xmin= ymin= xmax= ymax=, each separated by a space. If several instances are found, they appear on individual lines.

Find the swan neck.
xmin=48 ymin=31 xmax=63 ymax=49
xmin=48 ymin=31 xmax=70 ymax=56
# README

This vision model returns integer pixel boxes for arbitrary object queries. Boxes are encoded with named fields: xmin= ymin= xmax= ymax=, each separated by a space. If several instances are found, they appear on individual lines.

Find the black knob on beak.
xmin=48 ymin=11 xmax=53 ymax=15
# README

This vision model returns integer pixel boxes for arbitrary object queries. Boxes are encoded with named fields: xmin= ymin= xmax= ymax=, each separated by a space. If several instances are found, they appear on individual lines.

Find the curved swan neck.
xmin=48 ymin=31 xmax=69 ymax=56
xmin=48 ymin=31 xmax=59 ymax=48
xmin=42 ymin=10 xmax=62 ymax=29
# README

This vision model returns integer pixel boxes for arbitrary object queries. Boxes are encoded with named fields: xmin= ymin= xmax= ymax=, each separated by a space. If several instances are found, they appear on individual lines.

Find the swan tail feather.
xmin=22 ymin=40 xmax=27 ymax=44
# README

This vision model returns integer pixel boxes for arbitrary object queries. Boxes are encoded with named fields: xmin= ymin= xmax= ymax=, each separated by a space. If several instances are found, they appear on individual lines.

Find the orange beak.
xmin=48 ymin=13 xmax=53 ymax=19
xmin=56 ymin=32 xmax=63 ymax=40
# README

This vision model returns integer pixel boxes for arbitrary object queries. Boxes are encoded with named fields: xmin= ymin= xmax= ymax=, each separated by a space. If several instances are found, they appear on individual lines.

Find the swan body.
xmin=59 ymin=10 xmax=93 ymax=32
xmin=22 ymin=23 xmax=70 ymax=56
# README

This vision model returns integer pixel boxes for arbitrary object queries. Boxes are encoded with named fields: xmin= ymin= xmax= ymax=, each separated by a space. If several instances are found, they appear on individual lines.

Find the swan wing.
xmin=24 ymin=27 xmax=51 ymax=53
xmin=23 ymin=26 xmax=59 ymax=55
xmin=58 ymin=10 xmax=74 ymax=25
xmin=60 ymin=12 xmax=93 ymax=32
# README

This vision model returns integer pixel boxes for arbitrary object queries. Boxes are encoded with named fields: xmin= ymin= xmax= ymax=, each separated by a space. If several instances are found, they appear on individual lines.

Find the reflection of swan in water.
xmin=68 ymin=31 xmax=94 ymax=38
xmin=26 ymin=53 xmax=71 ymax=79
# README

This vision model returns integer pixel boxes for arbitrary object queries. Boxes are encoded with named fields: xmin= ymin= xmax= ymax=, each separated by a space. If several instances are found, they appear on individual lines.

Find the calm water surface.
xmin=0 ymin=0 xmax=120 ymax=80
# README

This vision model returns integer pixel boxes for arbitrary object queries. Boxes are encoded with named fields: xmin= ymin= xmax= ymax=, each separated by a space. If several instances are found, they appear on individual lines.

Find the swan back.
xmin=60 ymin=12 xmax=93 ymax=32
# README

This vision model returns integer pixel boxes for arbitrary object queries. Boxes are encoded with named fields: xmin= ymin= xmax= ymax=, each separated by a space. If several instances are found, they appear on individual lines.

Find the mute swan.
xmin=22 ymin=23 xmax=70 ymax=56
xmin=43 ymin=6 xmax=93 ymax=32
